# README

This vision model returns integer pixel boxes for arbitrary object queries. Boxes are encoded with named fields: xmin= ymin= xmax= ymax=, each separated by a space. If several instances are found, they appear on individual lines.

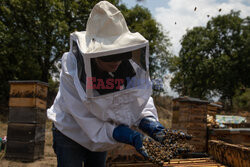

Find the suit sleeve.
xmin=134 ymin=96 xmax=159 ymax=126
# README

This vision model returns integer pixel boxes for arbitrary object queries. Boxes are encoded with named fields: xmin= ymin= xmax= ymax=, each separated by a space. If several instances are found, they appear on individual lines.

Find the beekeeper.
xmin=47 ymin=1 xmax=169 ymax=167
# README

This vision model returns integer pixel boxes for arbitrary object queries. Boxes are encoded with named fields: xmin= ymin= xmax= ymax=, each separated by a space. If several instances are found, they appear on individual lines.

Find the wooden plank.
xmin=189 ymin=145 xmax=207 ymax=153
xmin=171 ymin=122 xmax=188 ymax=130
xmin=170 ymin=158 xmax=211 ymax=162
xmin=178 ymin=112 xmax=190 ymax=122
xmin=108 ymin=158 xmax=226 ymax=167
xmin=5 ymin=140 xmax=45 ymax=162
xmin=190 ymin=103 xmax=207 ymax=109
xmin=109 ymin=162 xmax=157 ymax=167
xmin=186 ymin=123 xmax=207 ymax=130
xmin=35 ymin=84 xmax=48 ymax=100
xmin=9 ymin=97 xmax=35 ymax=107
xmin=171 ymin=123 xmax=185 ymax=130
xmin=165 ymin=164 xmax=226 ymax=167
xmin=187 ymin=130 xmax=207 ymax=138
xmin=179 ymin=106 xmax=192 ymax=113
xmin=188 ymin=114 xmax=206 ymax=123
xmin=172 ymin=109 xmax=180 ymax=124
xmin=178 ymin=115 xmax=207 ymax=123
xmin=8 ymin=107 xmax=46 ymax=124
xmin=189 ymin=139 xmax=207 ymax=146
xmin=7 ymin=123 xmax=45 ymax=142
xmin=171 ymin=123 xmax=207 ymax=131
xmin=164 ymin=158 xmax=226 ymax=167
xmin=187 ymin=136 xmax=207 ymax=153
xmin=190 ymin=109 xmax=207 ymax=115
xmin=188 ymin=143 xmax=207 ymax=150
xmin=35 ymin=98 xmax=47 ymax=109
xmin=9 ymin=97 xmax=47 ymax=109
xmin=209 ymin=129 xmax=250 ymax=147
xmin=169 ymin=159 xmax=212 ymax=164
xmin=207 ymin=107 xmax=217 ymax=112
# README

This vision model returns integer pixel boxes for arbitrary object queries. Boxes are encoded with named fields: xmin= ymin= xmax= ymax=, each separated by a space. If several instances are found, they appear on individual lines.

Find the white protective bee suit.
xmin=47 ymin=1 xmax=158 ymax=152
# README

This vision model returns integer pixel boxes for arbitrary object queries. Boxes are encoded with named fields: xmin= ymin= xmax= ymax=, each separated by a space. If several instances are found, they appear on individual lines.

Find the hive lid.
xmin=9 ymin=80 xmax=48 ymax=86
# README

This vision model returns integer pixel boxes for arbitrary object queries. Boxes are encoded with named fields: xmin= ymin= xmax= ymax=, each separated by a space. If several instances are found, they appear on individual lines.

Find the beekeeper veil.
xmin=69 ymin=1 xmax=152 ymax=126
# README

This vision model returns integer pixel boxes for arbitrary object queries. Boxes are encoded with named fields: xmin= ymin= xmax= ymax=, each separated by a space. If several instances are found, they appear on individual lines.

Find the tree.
xmin=0 ymin=0 xmax=118 ymax=105
xmin=120 ymin=5 xmax=172 ymax=94
xmin=0 ymin=0 xmax=171 ymax=106
xmin=233 ymin=88 xmax=250 ymax=112
xmin=169 ymin=11 xmax=250 ymax=108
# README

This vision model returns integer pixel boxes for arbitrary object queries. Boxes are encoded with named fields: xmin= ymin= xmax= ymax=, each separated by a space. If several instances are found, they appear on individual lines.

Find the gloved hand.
xmin=139 ymin=116 xmax=192 ymax=143
xmin=112 ymin=125 xmax=149 ymax=158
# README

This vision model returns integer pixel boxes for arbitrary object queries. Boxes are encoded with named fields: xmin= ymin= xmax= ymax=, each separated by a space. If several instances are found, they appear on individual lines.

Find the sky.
xmin=121 ymin=0 xmax=250 ymax=97
xmin=122 ymin=0 xmax=250 ymax=55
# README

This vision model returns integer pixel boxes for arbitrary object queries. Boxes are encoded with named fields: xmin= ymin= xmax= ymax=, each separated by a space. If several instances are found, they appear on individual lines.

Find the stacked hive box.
xmin=6 ymin=81 xmax=48 ymax=161
xmin=208 ymin=140 xmax=250 ymax=167
xmin=172 ymin=97 xmax=209 ymax=153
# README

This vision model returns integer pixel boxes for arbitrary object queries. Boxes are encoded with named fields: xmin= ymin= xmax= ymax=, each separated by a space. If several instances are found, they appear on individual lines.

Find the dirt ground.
xmin=0 ymin=120 xmax=57 ymax=167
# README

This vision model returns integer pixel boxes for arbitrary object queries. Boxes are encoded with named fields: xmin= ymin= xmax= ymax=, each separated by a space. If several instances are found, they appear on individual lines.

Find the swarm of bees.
xmin=142 ymin=129 xmax=193 ymax=167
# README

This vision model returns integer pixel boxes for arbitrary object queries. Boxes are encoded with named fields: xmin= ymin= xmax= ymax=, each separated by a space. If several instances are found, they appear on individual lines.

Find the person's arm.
xmin=135 ymin=96 xmax=159 ymax=125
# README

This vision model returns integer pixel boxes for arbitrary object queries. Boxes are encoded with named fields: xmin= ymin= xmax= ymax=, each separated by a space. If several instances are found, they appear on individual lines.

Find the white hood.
xmin=73 ymin=1 xmax=147 ymax=54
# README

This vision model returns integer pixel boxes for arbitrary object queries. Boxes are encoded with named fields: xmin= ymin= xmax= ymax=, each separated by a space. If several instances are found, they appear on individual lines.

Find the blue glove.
xmin=113 ymin=125 xmax=149 ymax=158
xmin=139 ymin=116 xmax=166 ymax=143
xmin=139 ymin=116 xmax=192 ymax=143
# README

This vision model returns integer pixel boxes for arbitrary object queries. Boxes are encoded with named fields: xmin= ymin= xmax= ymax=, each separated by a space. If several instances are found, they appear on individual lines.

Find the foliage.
xmin=0 ymin=0 xmax=118 ymax=105
xmin=169 ymin=11 xmax=250 ymax=107
xmin=233 ymin=88 xmax=250 ymax=112
xmin=0 ymin=0 xmax=171 ymax=106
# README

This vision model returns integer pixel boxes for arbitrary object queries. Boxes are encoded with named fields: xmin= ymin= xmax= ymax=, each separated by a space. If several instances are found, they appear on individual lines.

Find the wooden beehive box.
xmin=8 ymin=107 xmax=46 ymax=124
xmin=9 ymin=80 xmax=48 ymax=109
xmin=208 ymin=140 xmax=250 ymax=167
xmin=172 ymin=97 xmax=209 ymax=153
xmin=7 ymin=123 xmax=45 ymax=142
xmin=6 ymin=80 xmax=48 ymax=161
xmin=6 ymin=140 xmax=45 ymax=161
